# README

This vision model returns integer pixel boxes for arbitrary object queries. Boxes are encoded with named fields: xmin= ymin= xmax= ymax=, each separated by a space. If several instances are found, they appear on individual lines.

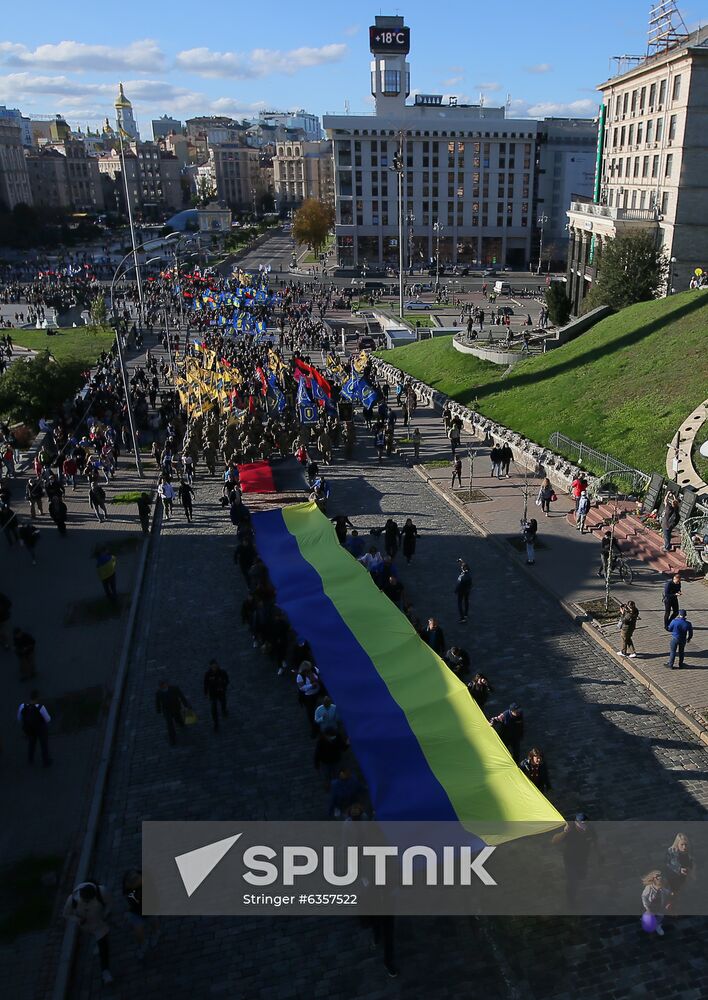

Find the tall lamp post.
xmin=433 ymin=221 xmax=444 ymax=293
xmin=668 ymin=256 xmax=676 ymax=295
xmin=391 ymin=139 xmax=405 ymax=319
xmin=117 ymin=127 xmax=145 ymax=324
xmin=406 ymin=210 xmax=415 ymax=276
xmin=536 ymin=214 xmax=548 ymax=275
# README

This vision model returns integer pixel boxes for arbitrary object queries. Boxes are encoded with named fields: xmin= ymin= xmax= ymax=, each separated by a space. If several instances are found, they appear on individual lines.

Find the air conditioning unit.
xmin=649 ymin=106 xmax=654 ymax=112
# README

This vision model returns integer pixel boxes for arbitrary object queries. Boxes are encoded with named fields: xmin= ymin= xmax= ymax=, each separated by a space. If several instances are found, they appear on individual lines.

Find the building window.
xmin=383 ymin=69 xmax=401 ymax=93
xmin=664 ymin=153 xmax=673 ymax=177
xmin=649 ymin=82 xmax=656 ymax=108
xmin=658 ymin=79 xmax=667 ymax=106
xmin=661 ymin=191 xmax=669 ymax=215
xmin=633 ymin=157 xmax=639 ymax=178
xmin=671 ymin=75 xmax=681 ymax=101
xmin=668 ymin=115 xmax=677 ymax=141
xmin=639 ymin=86 xmax=646 ymax=111
xmin=636 ymin=122 xmax=643 ymax=144
xmin=656 ymin=117 xmax=664 ymax=141
xmin=651 ymin=155 xmax=659 ymax=178
xmin=630 ymin=89 xmax=637 ymax=113
xmin=628 ymin=124 xmax=634 ymax=145
xmin=646 ymin=120 xmax=653 ymax=143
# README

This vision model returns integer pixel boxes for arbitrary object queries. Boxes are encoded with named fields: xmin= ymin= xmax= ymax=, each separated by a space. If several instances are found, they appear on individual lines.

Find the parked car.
xmin=483 ymin=268 xmax=498 ymax=276
xmin=497 ymin=305 xmax=515 ymax=316
xmin=410 ymin=282 xmax=433 ymax=293
xmin=357 ymin=336 xmax=377 ymax=350
xmin=404 ymin=301 xmax=434 ymax=310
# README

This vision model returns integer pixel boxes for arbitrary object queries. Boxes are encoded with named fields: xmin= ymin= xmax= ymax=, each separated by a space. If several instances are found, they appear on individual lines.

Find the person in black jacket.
xmin=467 ymin=673 xmax=493 ymax=709
xmin=520 ymin=747 xmax=551 ymax=793
xmin=455 ymin=560 xmax=472 ymax=621
xmin=155 ymin=679 xmax=191 ymax=745
xmin=203 ymin=659 xmax=229 ymax=732
xmin=422 ymin=617 xmax=446 ymax=655
xmin=177 ymin=479 xmax=195 ymax=522
xmin=314 ymin=727 xmax=347 ymax=785
xmin=489 ymin=703 xmax=524 ymax=763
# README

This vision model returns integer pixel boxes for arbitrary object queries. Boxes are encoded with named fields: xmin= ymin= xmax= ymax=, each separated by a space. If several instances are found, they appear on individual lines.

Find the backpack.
xmin=21 ymin=702 xmax=45 ymax=734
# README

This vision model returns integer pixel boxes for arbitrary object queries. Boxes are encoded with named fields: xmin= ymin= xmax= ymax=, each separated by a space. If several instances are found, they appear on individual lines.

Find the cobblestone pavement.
xmin=68 ymin=414 xmax=708 ymax=1000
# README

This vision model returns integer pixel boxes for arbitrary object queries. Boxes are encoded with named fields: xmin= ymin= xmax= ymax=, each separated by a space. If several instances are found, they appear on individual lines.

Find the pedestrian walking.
xmin=177 ymin=479 xmax=195 ymax=522
xmin=401 ymin=518 xmax=418 ymax=563
xmin=314 ymin=695 xmax=341 ymax=734
xmin=553 ymin=813 xmax=598 ymax=906
xmin=137 ymin=492 xmax=151 ymax=535
xmin=641 ymin=870 xmax=672 ymax=936
xmin=617 ymin=600 xmax=640 ymax=658
xmin=451 ymin=455 xmax=463 ymax=489
xmin=667 ymin=610 xmax=693 ymax=669
xmin=661 ymin=493 xmax=680 ymax=552
xmin=13 ymin=626 xmax=36 ymax=680
xmin=383 ymin=518 xmax=400 ymax=558
xmin=17 ymin=690 xmax=51 ymax=766
xmin=571 ymin=474 xmax=588 ymax=510
xmin=537 ymin=478 xmax=555 ymax=516
xmin=88 ymin=482 xmax=108 ymax=522
xmin=662 ymin=573 xmax=681 ymax=630
xmin=48 ymin=493 xmax=68 ymax=535
xmin=155 ymin=679 xmax=192 ymax=746
xmin=122 ymin=869 xmax=160 ymax=959
xmin=25 ymin=476 xmax=44 ymax=518
xmin=522 ymin=517 xmax=538 ymax=564
xmin=448 ymin=423 xmax=461 ymax=455
xmin=454 ymin=559 xmax=472 ymax=622
xmin=375 ymin=428 xmax=385 ymax=462
xmin=314 ymin=726 xmax=347 ymax=785
xmin=95 ymin=546 xmax=117 ymax=602
xmin=489 ymin=703 xmax=524 ymax=763
xmin=575 ymin=490 xmax=590 ymax=533
xmin=665 ymin=833 xmax=694 ymax=897
xmin=62 ymin=882 xmax=113 ymax=983
xmin=412 ymin=427 xmax=421 ymax=461
xmin=489 ymin=444 xmax=502 ymax=478
xmin=18 ymin=521 xmax=40 ymax=565
xmin=500 ymin=444 xmax=513 ymax=478
xmin=296 ymin=661 xmax=322 ymax=736
xmin=158 ymin=478 xmax=175 ymax=519
xmin=422 ymin=617 xmax=446 ymax=655
xmin=520 ymin=747 xmax=551 ymax=793
xmin=203 ymin=659 xmax=229 ymax=731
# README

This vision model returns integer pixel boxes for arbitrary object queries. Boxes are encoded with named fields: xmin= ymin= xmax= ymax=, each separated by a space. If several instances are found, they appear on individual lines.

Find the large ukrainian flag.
xmin=253 ymin=503 xmax=562 ymax=841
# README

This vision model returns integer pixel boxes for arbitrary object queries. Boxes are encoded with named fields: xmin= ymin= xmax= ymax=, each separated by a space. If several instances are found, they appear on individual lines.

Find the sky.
xmin=1 ymin=0 xmax=704 ymax=133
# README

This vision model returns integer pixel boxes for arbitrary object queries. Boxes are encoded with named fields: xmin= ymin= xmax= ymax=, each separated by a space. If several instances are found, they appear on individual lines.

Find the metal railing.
xmin=549 ymin=432 xmax=651 ymax=482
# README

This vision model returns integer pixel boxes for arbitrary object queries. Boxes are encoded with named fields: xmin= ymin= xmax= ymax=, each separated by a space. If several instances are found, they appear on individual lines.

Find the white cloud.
xmin=525 ymin=63 xmax=552 ymax=74
xmin=475 ymin=81 xmax=501 ymax=91
xmin=442 ymin=75 xmax=464 ymax=88
xmin=176 ymin=43 xmax=347 ymax=79
xmin=0 ymin=39 xmax=165 ymax=73
xmin=526 ymin=98 xmax=596 ymax=117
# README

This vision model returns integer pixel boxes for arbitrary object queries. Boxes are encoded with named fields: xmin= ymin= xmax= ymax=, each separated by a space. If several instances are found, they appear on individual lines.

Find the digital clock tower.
xmin=369 ymin=15 xmax=411 ymax=114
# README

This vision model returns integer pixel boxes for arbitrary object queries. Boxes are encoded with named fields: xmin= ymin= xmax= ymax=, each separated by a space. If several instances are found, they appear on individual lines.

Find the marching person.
xmin=17 ymin=690 xmax=51 ymax=766
xmin=203 ymin=658 xmax=229 ymax=732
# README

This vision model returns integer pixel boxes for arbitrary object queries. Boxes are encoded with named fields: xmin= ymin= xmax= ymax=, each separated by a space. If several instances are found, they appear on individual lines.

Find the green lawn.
xmin=12 ymin=327 xmax=114 ymax=366
xmin=377 ymin=289 xmax=708 ymax=475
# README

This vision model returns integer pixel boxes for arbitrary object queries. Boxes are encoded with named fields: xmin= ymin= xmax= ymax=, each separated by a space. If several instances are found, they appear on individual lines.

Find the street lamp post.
xmin=536 ymin=214 xmax=548 ymax=275
xmin=391 ymin=140 xmax=405 ymax=319
xmin=407 ymin=210 xmax=415 ymax=276
xmin=117 ymin=127 xmax=144 ymax=324
xmin=433 ymin=221 xmax=444 ymax=294
xmin=668 ymin=256 xmax=676 ymax=295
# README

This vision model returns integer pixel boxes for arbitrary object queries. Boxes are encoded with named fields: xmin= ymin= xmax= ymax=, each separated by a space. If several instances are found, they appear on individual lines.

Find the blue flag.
xmin=296 ymin=377 xmax=312 ymax=406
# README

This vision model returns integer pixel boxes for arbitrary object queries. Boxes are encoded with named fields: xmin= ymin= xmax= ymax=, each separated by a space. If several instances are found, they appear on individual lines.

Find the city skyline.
xmin=2 ymin=0 xmax=704 ymax=129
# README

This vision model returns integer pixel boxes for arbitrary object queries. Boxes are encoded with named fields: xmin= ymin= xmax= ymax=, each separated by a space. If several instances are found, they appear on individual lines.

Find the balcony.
xmin=569 ymin=200 xmax=657 ymax=222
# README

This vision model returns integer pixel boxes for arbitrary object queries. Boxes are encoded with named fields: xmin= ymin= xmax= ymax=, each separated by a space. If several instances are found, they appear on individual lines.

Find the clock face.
xmin=369 ymin=25 xmax=410 ymax=53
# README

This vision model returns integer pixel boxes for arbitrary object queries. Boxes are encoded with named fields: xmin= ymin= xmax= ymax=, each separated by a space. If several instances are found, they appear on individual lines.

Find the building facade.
xmin=209 ymin=144 xmax=262 ymax=211
xmin=566 ymin=23 xmax=708 ymax=310
xmin=152 ymin=115 xmax=183 ymax=140
xmin=25 ymin=147 xmax=71 ymax=209
xmin=259 ymin=109 xmax=322 ymax=140
xmin=324 ymin=16 xmax=595 ymax=270
xmin=98 ymin=142 xmax=180 ymax=218
xmin=0 ymin=106 xmax=32 ymax=147
xmin=0 ymin=121 xmax=33 ymax=209
xmin=272 ymin=139 xmax=334 ymax=209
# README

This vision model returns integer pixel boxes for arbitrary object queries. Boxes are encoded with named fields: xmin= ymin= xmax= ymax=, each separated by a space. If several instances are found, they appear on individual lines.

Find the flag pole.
xmin=117 ymin=126 xmax=144 ymax=326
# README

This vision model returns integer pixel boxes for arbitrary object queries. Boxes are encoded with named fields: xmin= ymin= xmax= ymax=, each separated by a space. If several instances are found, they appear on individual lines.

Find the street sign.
xmin=369 ymin=25 xmax=410 ymax=53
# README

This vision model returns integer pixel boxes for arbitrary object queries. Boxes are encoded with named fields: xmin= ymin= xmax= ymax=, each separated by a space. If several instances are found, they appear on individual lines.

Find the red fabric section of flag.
xmin=255 ymin=366 xmax=268 ymax=395
xmin=294 ymin=358 xmax=331 ymax=397
xmin=238 ymin=461 xmax=275 ymax=494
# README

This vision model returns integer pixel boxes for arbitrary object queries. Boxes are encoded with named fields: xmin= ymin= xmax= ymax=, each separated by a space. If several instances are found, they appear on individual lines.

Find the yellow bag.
xmin=183 ymin=709 xmax=198 ymax=726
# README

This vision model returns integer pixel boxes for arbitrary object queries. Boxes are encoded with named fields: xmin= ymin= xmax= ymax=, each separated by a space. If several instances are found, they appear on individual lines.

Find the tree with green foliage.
xmin=292 ymin=199 xmax=334 ymax=255
xmin=0 ymin=351 xmax=84 ymax=425
xmin=90 ymin=294 xmax=108 ymax=328
xmin=581 ymin=230 xmax=668 ymax=314
xmin=544 ymin=282 xmax=572 ymax=326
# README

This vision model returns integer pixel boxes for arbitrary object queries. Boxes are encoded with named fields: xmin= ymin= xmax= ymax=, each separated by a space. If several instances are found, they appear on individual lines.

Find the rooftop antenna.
xmin=647 ymin=0 xmax=688 ymax=56
xmin=506 ymin=91 xmax=511 ymax=113
xmin=479 ymin=91 xmax=485 ymax=107
xmin=344 ymin=99 xmax=350 ymax=115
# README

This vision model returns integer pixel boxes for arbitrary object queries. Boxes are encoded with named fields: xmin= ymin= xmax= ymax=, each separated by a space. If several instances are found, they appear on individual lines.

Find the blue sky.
xmin=1 ymin=0 xmax=704 ymax=132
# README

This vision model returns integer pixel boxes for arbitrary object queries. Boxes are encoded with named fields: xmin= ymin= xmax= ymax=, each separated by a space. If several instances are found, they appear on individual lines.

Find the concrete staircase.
xmin=566 ymin=500 xmax=689 ymax=575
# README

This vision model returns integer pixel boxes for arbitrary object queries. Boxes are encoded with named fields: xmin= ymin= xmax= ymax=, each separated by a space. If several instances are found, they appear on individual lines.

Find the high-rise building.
xmin=115 ymin=82 xmax=140 ymax=140
xmin=259 ymin=109 xmax=322 ymax=140
xmin=0 ymin=121 xmax=33 ymax=209
xmin=25 ymin=140 xmax=104 ymax=212
xmin=0 ymin=106 xmax=32 ymax=148
xmin=566 ymin=21 xmax=708 ymax=309
xmin=98 ymin=141 xmax=180 ymax=218
xmin=324 ymin=15 xmax=596 ymax=270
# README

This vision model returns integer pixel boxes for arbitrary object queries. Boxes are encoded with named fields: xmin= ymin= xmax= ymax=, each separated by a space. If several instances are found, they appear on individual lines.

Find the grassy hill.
xmin=377 ymin=289 xmax=708 ymax=475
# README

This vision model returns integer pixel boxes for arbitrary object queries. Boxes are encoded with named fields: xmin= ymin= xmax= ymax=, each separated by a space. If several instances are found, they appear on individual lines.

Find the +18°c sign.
xmin=369 ymin=25 xmax=410 ymax=53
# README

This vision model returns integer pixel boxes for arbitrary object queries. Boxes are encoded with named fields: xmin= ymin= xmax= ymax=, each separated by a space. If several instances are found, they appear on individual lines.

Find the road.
xmin=68 ymin=397 xmax=708 ymax=1000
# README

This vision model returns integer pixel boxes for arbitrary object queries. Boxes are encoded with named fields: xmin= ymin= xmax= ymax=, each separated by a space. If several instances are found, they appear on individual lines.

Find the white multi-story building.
xmin=566 ymin=21 xmax=708 ymax=310
xmin=324 ymin=15 xmax=595 ymax=271
xmin=259 ymin=109 xmax=321 ymax=140
xmin=0 ymin=121 xmax=33 ymax=209
xmin=272 ymin=139 xmax=334 ymax=209
xmin=0 ymin=106 xmax=32 ymax=148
